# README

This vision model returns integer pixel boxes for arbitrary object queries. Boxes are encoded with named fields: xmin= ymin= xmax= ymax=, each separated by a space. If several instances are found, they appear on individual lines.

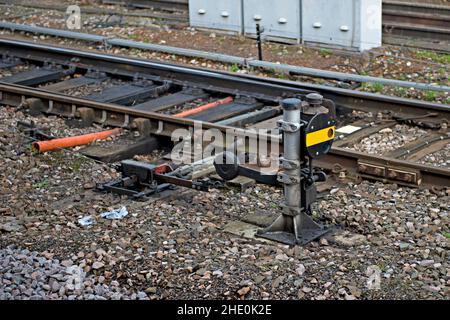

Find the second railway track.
xmin=1 ymin=0 xmax=449 ymax=52
xmin=0 ymin=38 xmax=449 ymax=189
xmin=382 ymin=0 xmax=450 ymax=52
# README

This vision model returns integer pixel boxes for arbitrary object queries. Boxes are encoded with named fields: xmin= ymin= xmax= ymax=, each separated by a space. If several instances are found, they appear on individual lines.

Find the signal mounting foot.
xmin=256 ymin=212 xmax=329 ymax=245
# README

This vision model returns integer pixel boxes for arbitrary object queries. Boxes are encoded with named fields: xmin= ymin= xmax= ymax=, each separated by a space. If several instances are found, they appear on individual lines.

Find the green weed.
xmin=229 ymin=63 xmax=240 ymax=73
xmin=319 ymin=48 xmax=333 ymax=57
xmin=416 ymin=50 xmax=450 ymax=65
xmin=424 ymin=90 xmax=438 ymax=102
xmin=33 ymin=179 xmax=49 ymax=189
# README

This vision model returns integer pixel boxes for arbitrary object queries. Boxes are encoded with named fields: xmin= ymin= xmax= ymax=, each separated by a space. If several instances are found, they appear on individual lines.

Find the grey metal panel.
xmin=243 ymin=0 xmax=301 ymax=41
xmin=302 ymin=0 xmax=355 ymax=48
xmin=357 ymin=0 xmax=382 ymax=51
xmin=189 ymin=0 xmax=243 ymax=33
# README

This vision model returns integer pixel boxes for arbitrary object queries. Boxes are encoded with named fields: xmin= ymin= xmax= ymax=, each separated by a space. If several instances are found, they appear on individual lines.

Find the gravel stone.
xmin=349 ymin=125 xmax=428 ymax=155
xmin=0 ymin=246 xmax=147 ymax=300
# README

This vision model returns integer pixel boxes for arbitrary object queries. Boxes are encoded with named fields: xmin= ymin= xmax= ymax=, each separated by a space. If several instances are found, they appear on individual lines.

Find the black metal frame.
xmin=97 ymin=160 xmax=211 ymax=200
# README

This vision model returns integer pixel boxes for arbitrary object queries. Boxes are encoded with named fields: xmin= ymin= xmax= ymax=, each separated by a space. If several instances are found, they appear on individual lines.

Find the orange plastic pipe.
xmin=32 ymin=128 xmax=123 ymax=153
xmin=174 ymin=96 xmax=233 ymax=118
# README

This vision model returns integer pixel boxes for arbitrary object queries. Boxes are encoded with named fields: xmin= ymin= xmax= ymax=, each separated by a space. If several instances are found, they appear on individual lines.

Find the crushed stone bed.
xmin=1 ymin=105 xmax=448 ymax=300
xmin=348 ymin=124 xmax=429 ymax=155
xmin=0 ymin=246 xmax=149 ymax=300
xmin=419 ymin=143 xmax=450 ymax=168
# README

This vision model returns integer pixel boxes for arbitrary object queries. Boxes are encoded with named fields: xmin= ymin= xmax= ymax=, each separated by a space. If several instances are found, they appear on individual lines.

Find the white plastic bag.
xmin=101 ymin=206 xmax=128 ymax=220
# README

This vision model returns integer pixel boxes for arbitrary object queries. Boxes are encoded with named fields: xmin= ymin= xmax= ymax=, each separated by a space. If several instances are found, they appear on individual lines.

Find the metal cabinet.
xmin=189 ymin=0 xmax=243 ymax=33
xmin=188 ymin=0 xmax=381 ymax=51
xmin=302 ymin=0 xmax=353 ymax=47
xmin=302 ymin=0 xmax=381 ymax=51
xmin=243 ymin=0 xmax=301 ymax=42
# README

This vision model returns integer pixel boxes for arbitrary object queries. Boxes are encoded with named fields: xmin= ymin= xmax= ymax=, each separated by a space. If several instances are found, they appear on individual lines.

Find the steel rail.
xmin=0 ymin=82 xmax=448 ymax=188
xmin=383 ymin=0 xmax=450 ymax=16
xmin=0 ymin=23 xmax=449 ymax=92
xmin=227 ymin=71 xmax=450 ymax=121
xmin=0 ymin=38 xmax=312 ymax=100
xmin=382 ymin=0 xmax=450 ymax=51
xmin=0 ymin=38 xmax=448 ymax=122
xmin=0 ymin=81 xmax=280 ymax=142
xmin=102 ymin=0 xmax=189 ymax=11
xmin=316 ymin=147 xmax=450 ymax=188
xmin=0 ymin=0 xmax=189 ymax=20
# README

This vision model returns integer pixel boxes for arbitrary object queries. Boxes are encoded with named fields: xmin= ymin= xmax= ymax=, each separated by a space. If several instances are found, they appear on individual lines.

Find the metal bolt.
xmin=388 ymin=171 xmax=397 ymax=178
xmin=281 ymin=98 xmax=301 ymax=110
xmin=306 ymin=93 xmax=323 ymax=105
xmin=253 ymin=14 xmax=262 ymax=21
xmin=313 ymin=22 xmax=322 ymax=28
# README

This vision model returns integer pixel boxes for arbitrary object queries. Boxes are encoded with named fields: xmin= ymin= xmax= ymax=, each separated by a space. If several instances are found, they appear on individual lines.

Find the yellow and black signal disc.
xmin=304 ymin=113 xmax=336 ymax=158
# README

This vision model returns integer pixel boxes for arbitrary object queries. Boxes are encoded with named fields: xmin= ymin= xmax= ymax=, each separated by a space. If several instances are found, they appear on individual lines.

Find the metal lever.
xmin=213 ymin=151 xmax=278 ymax=185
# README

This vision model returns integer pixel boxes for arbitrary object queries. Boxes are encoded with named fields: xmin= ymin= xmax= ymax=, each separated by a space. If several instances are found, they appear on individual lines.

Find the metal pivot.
xmin=256 ymin=98 xmax=329 ymax=245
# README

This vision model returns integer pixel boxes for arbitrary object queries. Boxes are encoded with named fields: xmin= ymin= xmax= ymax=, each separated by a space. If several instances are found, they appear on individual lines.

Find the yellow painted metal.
xmin=306 ymin=126 xmax=335 ymax=147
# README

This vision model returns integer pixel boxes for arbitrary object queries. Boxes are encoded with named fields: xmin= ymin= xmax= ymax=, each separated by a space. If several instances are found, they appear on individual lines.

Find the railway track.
xmin=382 ymin=0 xmax=450 ymax=52
xmin=0 ymin=0 xmax=189 ymax=23
xmin=102 ymin=0 xmax=188 ymax=12
xmin=0 ymin=38 xmax=449 ymax=189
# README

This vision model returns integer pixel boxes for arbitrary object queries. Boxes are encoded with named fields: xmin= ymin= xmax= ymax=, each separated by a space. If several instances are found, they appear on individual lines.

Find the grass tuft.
xmin=416 ymin=50 xmax=450 ymax=65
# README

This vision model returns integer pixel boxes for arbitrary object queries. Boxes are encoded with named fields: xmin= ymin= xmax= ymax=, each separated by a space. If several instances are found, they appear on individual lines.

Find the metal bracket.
xmin=97 ymin=160 xmax=213 ymax=200
xmin=279 ymin=157 xmax=300 ymax=170
xmin=214 ymin=152 xmax=278 ymax=185
xmin=277 ymin=172 xmax=300 ymax=185
xmin=387 ymin=167 xmax=420 ymax=185
xmin=277 ymin=120 xmax=301 ymax=133
xmin=357 ymin=162 xmax=385 ymax=177
xmin=358 ymin=161 xmax=421 ymax=185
